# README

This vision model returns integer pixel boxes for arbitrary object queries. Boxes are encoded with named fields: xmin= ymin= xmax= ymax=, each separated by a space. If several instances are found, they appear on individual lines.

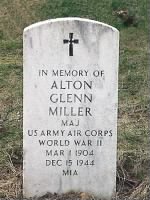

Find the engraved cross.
xmin=63 ymin=33 xmax=79 ymax=56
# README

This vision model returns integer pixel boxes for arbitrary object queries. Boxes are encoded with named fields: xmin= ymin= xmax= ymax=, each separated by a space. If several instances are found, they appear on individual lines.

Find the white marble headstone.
xmin=23 ymin=18 xmax=119 ymax=200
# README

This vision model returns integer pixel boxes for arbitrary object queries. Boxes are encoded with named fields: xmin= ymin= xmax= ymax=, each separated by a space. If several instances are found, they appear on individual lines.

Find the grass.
xmin=0 ymin=0 xmax=149 ymax=199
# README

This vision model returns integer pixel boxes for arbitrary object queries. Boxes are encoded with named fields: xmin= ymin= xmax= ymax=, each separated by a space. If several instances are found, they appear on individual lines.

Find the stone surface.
xmin=23 ymin=18 xmax=119 ymax=200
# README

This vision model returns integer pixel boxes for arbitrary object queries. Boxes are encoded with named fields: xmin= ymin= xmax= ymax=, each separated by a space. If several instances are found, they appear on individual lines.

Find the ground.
xmin=0 ymin=0 xmax=149 ymax=199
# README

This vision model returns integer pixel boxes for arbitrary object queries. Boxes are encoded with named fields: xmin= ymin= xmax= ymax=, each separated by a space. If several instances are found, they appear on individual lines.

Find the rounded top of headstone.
xmin=24 ymin=17 xmax=119 ymax=33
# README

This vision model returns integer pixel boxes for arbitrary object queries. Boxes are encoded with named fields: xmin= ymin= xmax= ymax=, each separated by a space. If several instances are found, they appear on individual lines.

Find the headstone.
xmin=23 ymin=18 xmax=119 ymax=200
